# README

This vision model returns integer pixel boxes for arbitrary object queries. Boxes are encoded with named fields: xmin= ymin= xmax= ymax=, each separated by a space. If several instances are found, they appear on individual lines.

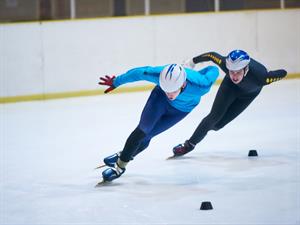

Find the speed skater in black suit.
xmin=172 ymin=50 xmax=287 ymax=157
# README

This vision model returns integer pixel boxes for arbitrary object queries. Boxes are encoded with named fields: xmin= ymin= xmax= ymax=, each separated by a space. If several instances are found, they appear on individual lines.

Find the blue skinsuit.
xmin=112 ymin=65 xmax=219 ymax=161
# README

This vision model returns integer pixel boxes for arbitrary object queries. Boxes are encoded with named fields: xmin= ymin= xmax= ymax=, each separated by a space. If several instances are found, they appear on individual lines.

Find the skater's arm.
xmin=113 ymin=66 xmax=163 ymax=87
xmin=251 ymin=61 xmax=287 ymax=85
xmin=192 ymin=52 xmax=228 ymax=72
xmin=99 ymin=66 xmax=163 ymax=93
xmin=262 ymin=69 xmax=287 ymax=85
xmin=187 ymin=66 xmax=219 ymax=87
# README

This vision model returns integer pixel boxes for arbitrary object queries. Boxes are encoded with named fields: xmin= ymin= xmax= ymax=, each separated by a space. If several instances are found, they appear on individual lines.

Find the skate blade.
xmin=94 ymin=180 xmax=110 ymax=187
xmin=94 ymin=164 xmax=106 ymax=170
xmin=166 ymin=155 xmax=178 ymax=160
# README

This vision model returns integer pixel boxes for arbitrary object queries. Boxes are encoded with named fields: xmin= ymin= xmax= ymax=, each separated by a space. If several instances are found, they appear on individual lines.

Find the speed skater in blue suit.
xmin=97 ymin=63 xmax=219 ymax=183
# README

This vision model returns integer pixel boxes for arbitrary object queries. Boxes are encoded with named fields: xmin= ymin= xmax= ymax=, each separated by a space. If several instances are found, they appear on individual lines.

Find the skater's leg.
xmin=102 ymin=87 xmax=188 ymax=181
xmin=101 ymin=126 xmax=146 ymax=181
xmin=101 ymin=105 xmax=187 ymax=167
xmin=132 ymin=139 xmax=150 ymax=157
xmin=173 ymin=79 xmax=238 ymax=157
xmin=189 ymin=80 xmax=237 ymax=145
xmin=132 ymin=107 xmax=188 ymax=157
xmin=213 ymin=90 xmax=261 ymax=130
xmin=119 ymin=86 xmax=167 ymax=162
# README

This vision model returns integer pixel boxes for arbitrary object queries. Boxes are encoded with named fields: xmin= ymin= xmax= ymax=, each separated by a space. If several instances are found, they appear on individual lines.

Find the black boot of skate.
xmin=173 ymin=140 xmax=195 ymax=157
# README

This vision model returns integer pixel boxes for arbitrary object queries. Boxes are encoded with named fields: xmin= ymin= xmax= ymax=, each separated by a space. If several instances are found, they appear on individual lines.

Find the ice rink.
xmin=1 ymin=79 xmax=299 ymax=225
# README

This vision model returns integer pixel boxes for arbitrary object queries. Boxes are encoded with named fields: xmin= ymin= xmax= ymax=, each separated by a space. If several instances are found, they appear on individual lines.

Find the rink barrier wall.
xmin=1 ymin=9 xmax=299 ymax=100
xmin=0 ymin=73 xmax=299 ymax=104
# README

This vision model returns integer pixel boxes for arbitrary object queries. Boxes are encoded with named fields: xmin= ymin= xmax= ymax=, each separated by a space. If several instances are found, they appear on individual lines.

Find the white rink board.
xmin=0 ymin=9 xmax=299 ymax=97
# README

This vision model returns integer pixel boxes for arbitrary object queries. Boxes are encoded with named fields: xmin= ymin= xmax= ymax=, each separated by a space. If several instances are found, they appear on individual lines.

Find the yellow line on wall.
xmin=0 ymin=73 xmax=299 ymax=104
xmin=0 ymin=86 xmax=155 ymax=104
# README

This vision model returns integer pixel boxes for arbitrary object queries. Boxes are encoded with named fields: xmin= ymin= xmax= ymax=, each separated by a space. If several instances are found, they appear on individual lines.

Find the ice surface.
xmin=1 ymin=80 xmax=299 ymax=225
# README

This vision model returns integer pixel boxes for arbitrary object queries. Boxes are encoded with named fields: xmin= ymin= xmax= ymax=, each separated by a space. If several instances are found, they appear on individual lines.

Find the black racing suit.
xmin=188 ymin=52 xmax=287 ymax=146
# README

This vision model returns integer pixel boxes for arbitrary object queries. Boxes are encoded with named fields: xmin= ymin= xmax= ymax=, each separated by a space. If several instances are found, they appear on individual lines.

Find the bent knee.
xmin=212 ymin=123 xmax=225 ymax=131
xmin=132 ymin=126 xmax=147 ymax=139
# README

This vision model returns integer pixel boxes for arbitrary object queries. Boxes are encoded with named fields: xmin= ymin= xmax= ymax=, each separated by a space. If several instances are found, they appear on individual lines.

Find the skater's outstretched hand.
xmin=98 ymin=75 xmax=116 ymax=93
xmin=182 ymin=58 xmax=195 ymax=69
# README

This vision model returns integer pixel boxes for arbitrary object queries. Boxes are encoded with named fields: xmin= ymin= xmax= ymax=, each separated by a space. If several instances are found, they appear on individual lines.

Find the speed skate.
xmin=94 ymin=179 xmax=110 ymax=187
xmin=94 ymin=164 xmax=106 ymax=170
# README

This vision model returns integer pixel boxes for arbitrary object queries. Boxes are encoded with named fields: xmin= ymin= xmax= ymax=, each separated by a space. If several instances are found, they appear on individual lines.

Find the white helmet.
xmin=226 ymin=50 xmax=250 ymax=71
xmin=159 ymin=64 xmax=186 ymax=93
